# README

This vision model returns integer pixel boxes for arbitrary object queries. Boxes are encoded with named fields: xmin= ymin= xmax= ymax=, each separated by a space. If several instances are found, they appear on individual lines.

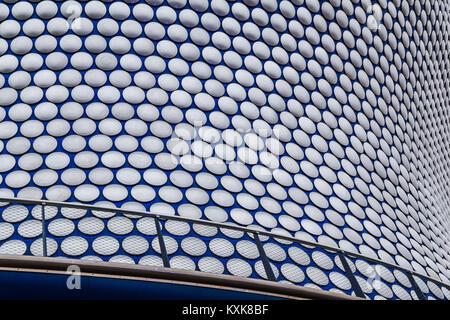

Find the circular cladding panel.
xmin=107 ymin=216 xmax=134 ymax=235
xmin=2 ymin=205 xmax=28 ymax=223
xmin=31 ymin=205 xmax=58 ymax=221
xmin=77 ymin=217 xmax=104 ymax=235
xmin=0 ymin=240 xmax=27 ymax=255
xmin=254 ymin=260 xmax=279 ymax=280
xmin=281 ymin=263 xmax=305 ymax=283
xmin=169 ymin=256 xmax=196 ymax=271
xmin=109 ymin=255 xmax=136 ymax=265
xmin=306 ymin=267 xmax=329 ymax=287
xmin=92 ymin=236 xmax=120 ymax=256
xmin=427 ymin=281 xmax=445 ymax=300
xmin=0 ymin=222 xmax=14 ymax=241
xmin=164 ymin=220 xmax=190 ymax=236
xmin=263 ymin=242 xmax=287 ymax=262
xmin=48 ymin=218 xmax=75 ymax=237
xmin=226 ymin=258 xmax=253 ymax=278
xmin=198 ymin=257 xmax=225 ymax=275
xmin=30 ymin=238 xmax=58 ymax=257
xmin=220 ymin=224 xmax=244 ymax=239
xmin=288 ymin=246 xmax=311 ymax=266
xmin=122 ymin=235 xmax=149 ymax=256
xmin=193 ymin=224 xmax=218 ymax=238
xmin=60 ymin=236 xmax=89 ymax=256
xmin=139 ymin=255 xmax=164 ymax=267
xmin=61 ymin=207 xmax=87 ymax=220
xmin=81 ymin=256 xmax=103 ymax=262
xmin=392 ymin=285 xmax=412 ymax=300
xmin=17 ymin=220 xmax=42 ymax=238
xmin=151 ymin=236 xmax=178 ymax=255
xmin=311 ymin=251 xmax=334 ymax=271
xmin=177 ymin=203 xmax=202 ymax=219
xmin=372 ymin=279 xmax=394 ymax=299
xmin=0 ymin=0 xmax=448 ymax=300
xmin=209 ymin=238 xmax=235 ymax=258
xmin=329 ymin=272 xmax=352 ymax=291
xmin=236 ymin=240 xmax=259 ymax=260
xmin=136 ymin=217 xmax=158 ymax=236
xmin=181 ymin=237 xmax=207 ymax=257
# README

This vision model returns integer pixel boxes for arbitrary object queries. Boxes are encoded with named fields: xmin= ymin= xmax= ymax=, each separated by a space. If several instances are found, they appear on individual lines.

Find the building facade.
xmin=0 ymin=0 xmax=449 ymax=299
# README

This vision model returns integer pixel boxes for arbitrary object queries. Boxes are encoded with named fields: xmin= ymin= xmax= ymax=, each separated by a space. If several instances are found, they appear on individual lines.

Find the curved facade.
xmin=0 ymin=0 xmax=449 ymax=300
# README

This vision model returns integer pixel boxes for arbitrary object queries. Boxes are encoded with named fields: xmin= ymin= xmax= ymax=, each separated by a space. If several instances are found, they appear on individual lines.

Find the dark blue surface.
xmin=0 ymin=269 xmax=286 ymax=300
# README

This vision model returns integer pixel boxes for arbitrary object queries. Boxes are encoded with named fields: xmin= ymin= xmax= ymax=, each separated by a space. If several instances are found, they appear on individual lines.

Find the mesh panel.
xmin=0 ymin=201 xmax=448 ymax=300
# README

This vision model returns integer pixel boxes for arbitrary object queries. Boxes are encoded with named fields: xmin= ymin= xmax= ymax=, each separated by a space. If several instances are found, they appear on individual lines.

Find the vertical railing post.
xmin=254 ymin=232 xmax=276 ymax=281
xmin=154 ymin=216 xmax=170 ymax=268
xmin=406 ymin=271 xmax=426 ymax=300
xmin=41 ymin=202 xmax=47 ymax=257
xmin=338 ymin=251 xmax=365 ymax=298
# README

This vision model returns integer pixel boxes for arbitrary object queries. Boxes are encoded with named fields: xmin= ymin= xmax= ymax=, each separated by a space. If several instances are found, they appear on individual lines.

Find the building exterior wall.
xmin=0 ymin=0 xmax=449 ymax=299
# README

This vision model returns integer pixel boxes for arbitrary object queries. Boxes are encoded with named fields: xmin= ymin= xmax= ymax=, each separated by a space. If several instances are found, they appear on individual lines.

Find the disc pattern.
xmin=0 ymin=0 xmax=450 ymax=300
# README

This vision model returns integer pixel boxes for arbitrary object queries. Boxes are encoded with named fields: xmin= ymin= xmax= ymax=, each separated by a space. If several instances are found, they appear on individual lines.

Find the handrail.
xmin=0 ymin=196 xmax=449 ymax=295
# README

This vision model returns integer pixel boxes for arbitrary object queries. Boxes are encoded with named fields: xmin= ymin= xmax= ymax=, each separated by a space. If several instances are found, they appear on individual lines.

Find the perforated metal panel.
xmin=0 ymin=0 xmax=449 ymax=300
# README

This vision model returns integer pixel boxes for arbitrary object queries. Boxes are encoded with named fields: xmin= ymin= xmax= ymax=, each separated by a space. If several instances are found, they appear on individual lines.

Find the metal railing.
xmin=0 ymin=197 xmax=449 ymax=300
